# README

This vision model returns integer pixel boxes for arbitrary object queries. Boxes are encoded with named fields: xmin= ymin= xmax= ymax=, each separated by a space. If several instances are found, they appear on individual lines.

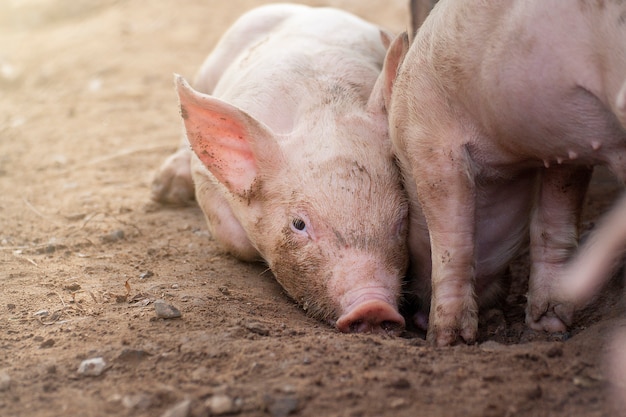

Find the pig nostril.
xmin=349 ymin=320 xmax=364 ymax=333
xmin=336 ymin=300 xmax=405 ymax=335
xmin=381 ymin=320 xmax=403 ymax=333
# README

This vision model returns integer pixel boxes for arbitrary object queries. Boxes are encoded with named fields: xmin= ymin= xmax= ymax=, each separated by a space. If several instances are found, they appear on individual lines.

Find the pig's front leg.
xmin=189 ymin=154 xmax=261 ymax=263
xmin=410 ymin=137 xmax=479 ymax=346
xmin=526 ymin=165 xmax=592 ymax=331
xmin=151 ymin=138 xmax=195 ymax=205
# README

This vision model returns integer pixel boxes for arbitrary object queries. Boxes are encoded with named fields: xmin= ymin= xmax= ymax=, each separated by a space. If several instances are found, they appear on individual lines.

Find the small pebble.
xmin=546 ymin=345 xmax=564 ymax=358
xmin=279 ymin=385 xmax=296 ymax=394
xmin=139 ymin=271 xmax=154 ymax=280
xmin=77 ymin=357 xmax=106 ymax=376
xmin=161 ymin=399 xmax=191 ymax=417
xmin=573 ymin=375 xmax=595 ymax=388
xmin=0 ymin=371 xmax=11 ymax=391
xmin=190 ymin=366 xmax=209 ymax=382
xmin=87 ymin=77 xmax=103 ymax=92
xmin=117 ymin=348 xmax=151 ymax=363
xmin=101 ymin=229 xmax=125 ymax=243
xmin=245 ymin=321 xmax=269 ymax=336
xmin=387 ymin=378 xmax=411 ymax=390
xmin=64 ymin=283 xmax=81 ymax=292
xmin=390 ymin=398 xmax=407 ymax=409
xmin=40 ymin=339 xmax=55 ymax=348
xmin=154 ymin=300 xmax=182 ymax=319
xmin=0 ymin=61 xmax=21 ymax=83
xmin=479 ymin=340 xmax=506 ymax=352
xmin=264 ymin=395 xmax=299 ymax=417
xmin=65 ymin=212 xmax=87 ymax=221
xmin=122 ymin=393 xmax=153 ymax=410
xmin=526 ymin=384 xmax=543 ymax=400
xmin=130 ymin=298 xmax=150 ymax=307
xmin=206 ymin=394 xmax=235 ymax=415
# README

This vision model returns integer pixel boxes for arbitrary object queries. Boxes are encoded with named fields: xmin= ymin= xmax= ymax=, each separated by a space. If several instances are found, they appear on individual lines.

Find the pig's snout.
xmin=336 ymin=299 xmax=405 ymax=336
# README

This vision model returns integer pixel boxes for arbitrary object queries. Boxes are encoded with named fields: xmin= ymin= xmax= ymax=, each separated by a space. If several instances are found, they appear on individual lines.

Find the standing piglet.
xmin=152 ymin=4 xmax=409 ymax=334
xmin=383 ymin=0 xmax=626 ymax=345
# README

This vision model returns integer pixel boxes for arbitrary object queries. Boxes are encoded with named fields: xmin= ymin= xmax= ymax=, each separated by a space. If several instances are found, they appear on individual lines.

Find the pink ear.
xmin=379 ymin=29 xmax=394 ymax=50
xmin=175 ymin=75 xmax=273 ymax=196
xmin=382 ymin=32 xmax=410 ymax=107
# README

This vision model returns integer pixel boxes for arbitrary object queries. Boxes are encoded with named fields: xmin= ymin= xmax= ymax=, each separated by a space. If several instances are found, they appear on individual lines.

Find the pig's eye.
xmin=291 ymin=218 xmax=307 ymax=232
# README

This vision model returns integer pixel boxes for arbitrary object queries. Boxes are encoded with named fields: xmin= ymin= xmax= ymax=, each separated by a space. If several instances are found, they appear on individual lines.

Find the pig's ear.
xmin=175 ymin=74 xmax=275 ymax=196
xmin=381 ymin=32 xmax=410 ymax=107
xmin=379 ymin=28 xmax=394 ymax=50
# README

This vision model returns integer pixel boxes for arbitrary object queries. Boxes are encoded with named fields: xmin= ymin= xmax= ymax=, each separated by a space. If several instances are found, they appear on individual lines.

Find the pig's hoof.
xmin=427 ymin=309 xmax=478 ymax=346
xmin=526 ymin=305 xmax=571 ymax=333
xmin=427 ymin=327 xmax=454 ymax=346
xmin=526 ymin=315 xmax=567 ymax=333
xmin=553 ymin=303 xmax=575 ymax=326
xmin=151 ymin=150 xmax=194 ymax=205
xmin=427 ymin=325 xmax=477 ymax=347
xmin=336 ymin=300 xmax=405 ymax=336
xmin=426 ymin=305 xmax=478 ymax=346
xmin=525 ymin=301 xmax=572 ymax=333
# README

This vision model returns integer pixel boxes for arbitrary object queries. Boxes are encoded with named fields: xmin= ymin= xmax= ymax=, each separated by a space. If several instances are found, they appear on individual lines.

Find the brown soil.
xmin=0 ymin=1 xmax=624 ymax=416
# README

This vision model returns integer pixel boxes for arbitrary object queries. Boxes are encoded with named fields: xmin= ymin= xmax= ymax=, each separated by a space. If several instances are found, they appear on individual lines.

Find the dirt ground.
xmin=1 ymin=1 xmax=625 ymax=416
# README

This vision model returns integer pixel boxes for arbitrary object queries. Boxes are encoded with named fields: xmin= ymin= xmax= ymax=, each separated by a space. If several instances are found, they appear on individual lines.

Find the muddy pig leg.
xmin=404 ymin=128 xmax=480 ymax=346
xmin=526 ymin=165 xmax=592 ymax=331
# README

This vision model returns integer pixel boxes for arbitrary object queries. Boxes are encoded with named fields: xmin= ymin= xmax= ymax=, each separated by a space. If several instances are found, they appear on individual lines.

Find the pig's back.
xmin=196 ymin=5 xmax=386 ymax=137
xmin=408 ymin=0 xmax=626 ymax=167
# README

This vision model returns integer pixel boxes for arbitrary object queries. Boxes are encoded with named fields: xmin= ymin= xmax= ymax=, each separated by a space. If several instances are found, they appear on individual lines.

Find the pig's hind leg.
xmin=525 ymin=165 xmax=592 ymax=331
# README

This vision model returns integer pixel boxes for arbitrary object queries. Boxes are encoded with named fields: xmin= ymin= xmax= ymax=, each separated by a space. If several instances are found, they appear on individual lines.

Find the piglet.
xmin=152 ymin=4 xmax=409 ymax=335
xmin=383 ymin=0 xmax=626 ymax=345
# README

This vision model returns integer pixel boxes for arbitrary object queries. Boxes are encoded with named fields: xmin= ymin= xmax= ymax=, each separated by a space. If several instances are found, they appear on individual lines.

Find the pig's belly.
xmin=478 ymin=83 xmax=626 ymax=169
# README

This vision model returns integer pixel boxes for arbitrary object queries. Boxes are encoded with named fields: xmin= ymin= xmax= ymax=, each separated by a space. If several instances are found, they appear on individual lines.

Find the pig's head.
xmin=176 ymin=74 xmax=408 ymax=335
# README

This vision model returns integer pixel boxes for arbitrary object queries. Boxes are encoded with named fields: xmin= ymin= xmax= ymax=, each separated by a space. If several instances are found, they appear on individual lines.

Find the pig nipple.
xmin=591 ymin=141 xmax=602 ymax=151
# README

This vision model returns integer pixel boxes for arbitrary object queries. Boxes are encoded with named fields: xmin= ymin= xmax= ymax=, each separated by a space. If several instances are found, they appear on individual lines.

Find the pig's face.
xmin=252 ymin=142 xmax=409 ymax=327
xmin=176 ymin=75 xmax=408 ymax=334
